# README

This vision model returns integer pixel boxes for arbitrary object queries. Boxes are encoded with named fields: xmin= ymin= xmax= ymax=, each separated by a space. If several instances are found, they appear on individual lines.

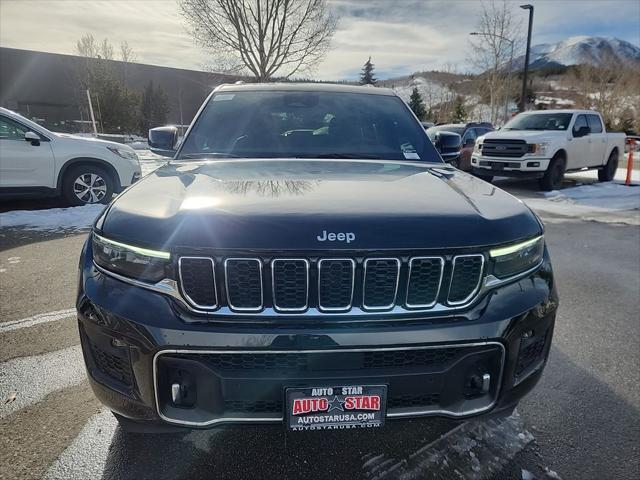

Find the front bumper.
xmin=77 ymin=239 xmax=558 ymax=430
xmin=471 ymin=155 xmax=551 ymax=177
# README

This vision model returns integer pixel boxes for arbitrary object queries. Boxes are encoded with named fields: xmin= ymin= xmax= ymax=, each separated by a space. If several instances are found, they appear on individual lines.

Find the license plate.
xmin=286 ymin=385 xmax=387 ymax=431
xmin=491 ymin=163 xmax=505 ymax=170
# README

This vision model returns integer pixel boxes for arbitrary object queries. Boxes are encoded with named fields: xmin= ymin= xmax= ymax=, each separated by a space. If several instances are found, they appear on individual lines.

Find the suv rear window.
xmin=178 ymin=91 xmax=440 ymax=162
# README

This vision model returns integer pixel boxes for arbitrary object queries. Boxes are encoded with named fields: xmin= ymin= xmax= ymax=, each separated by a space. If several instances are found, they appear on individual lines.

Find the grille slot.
xmin=178 ymin=346 xmax=468 ymax=373
xmin=271 ymin=259 xmax=309 ymax=311
xmin=387 ymin=393 xmax=441 ymax=409
xmin=318 ymin=259 xmax=355 ymax=311
xmin=178 ymin=257 xmax=217 ymax=309
xmin=224 ymin=258 xmax=263 ymax=311
xmin=406 ymin=257 xmax=444 ymax=308
xmin=363 ymin=258 xmax=400 ymax=310
xmin=448 ymin=254 xmax=484 ymax=305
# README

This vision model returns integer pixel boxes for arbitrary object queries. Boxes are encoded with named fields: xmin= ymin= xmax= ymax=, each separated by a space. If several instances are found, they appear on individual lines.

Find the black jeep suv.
xmin=77 ymin=83 xmax=557 ymax=432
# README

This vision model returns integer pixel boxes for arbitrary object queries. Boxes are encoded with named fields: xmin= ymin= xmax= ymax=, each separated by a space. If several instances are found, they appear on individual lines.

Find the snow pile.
xmin=524 ymin=182 xmax=640 ymax=225
xmin=138 ymin=149 xmax=167 ymax=176
xmin=0 ymin=204 xmax=104 ymax=232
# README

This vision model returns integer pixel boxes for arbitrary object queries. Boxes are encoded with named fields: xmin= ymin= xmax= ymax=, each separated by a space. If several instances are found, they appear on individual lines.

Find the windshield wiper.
xmin=296 ymin=153 xmax=382 ymax=159
xmin=179 ymin=152 xmax=244 ymax=159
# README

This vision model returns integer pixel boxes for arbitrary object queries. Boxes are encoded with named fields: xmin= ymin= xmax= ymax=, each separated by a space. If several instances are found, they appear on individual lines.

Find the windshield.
xmin=177 ymin=90 xmax=441 ymax=162
xmin=425 ymin=125 xmax=465 ymax=141
xmin=503 ymin=113 xmax=573 ymax=131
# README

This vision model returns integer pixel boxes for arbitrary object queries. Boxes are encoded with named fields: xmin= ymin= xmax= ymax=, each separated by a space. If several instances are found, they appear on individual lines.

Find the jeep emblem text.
xmin=317 ymin=230 xmax=355 ymax=243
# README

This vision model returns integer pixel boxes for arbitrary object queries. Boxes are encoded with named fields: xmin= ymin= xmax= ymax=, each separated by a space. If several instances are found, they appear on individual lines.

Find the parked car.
xmin=78 ymin=83 xmax=557 ymax=433
xmin=471 ymin=110 xmax=626 ymax=190
xmin=420 ymin=121 xmax=434 ymax=129
xmin=427 ymin=122 xmax=493 ymax=170
xmin=0 ymin=107 xmax=141 ymax=205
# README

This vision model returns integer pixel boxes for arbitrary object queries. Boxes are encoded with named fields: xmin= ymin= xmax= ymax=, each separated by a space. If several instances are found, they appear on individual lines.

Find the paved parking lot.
xmin=1 ymin=177 xmax=638 ymax=480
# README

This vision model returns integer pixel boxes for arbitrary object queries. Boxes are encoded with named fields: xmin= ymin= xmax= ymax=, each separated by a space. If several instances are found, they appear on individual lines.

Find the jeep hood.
xmin=99 ymin=159 xmax=542 ymax=250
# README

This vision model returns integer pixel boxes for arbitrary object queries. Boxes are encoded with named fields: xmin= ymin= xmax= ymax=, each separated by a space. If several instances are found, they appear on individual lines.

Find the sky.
xmin=1 ymin=0 xmax=639 ymax=81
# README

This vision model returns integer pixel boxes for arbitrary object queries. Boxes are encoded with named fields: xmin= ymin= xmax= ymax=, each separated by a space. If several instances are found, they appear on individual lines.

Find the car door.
xmin=566 ymin=114 xmax=590 ymax=169
xmin=0 ymin=115 xmax=55 ymax=187
xmin=587 ymin=114 xmax=607 ymax=166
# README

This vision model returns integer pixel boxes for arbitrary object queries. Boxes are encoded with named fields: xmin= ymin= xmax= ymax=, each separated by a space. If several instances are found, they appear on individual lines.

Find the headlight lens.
xmin=526 ymin=143 xmax=548 ymax=156
xmin=474 ymin=141 xmax=483 ymax=153
xmin=490 ymin=236 xmax=544 ymax=279
xmin=92 ymin=233 xmax=170 ymax=283
xmin=107 ymin=146 xmax=138 ymax=161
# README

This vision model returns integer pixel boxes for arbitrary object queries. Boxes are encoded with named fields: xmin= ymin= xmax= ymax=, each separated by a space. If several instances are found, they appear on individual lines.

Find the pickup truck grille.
xmin=481 ymin=139 xmax=528 ymax=158
xmin=177 ymin=253 xmax=485 ymax=315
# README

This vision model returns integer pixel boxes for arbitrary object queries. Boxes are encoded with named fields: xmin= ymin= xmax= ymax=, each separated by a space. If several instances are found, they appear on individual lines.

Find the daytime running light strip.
xmin=94 ymin=233 xmax=171 ymax=259
xmin=489 ymin=235 xmax=543 ymax=258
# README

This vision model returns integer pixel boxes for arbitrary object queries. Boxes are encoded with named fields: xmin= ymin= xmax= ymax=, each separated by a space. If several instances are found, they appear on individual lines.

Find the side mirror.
xmin=24 ymin=131 xmax=40 ymax=146
xmin=573 ymin=125 xmax=590 ymax=138
xmin=149 ymin=126 xmax=178 ymax=157
xmin=434 ymin=131 xmax=462 ymax=153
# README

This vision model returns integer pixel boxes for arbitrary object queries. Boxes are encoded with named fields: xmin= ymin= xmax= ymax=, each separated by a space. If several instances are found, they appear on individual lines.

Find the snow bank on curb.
xmin=0 ymin=204 xmax=104 ymax=232
xmin=525 ymin=182 xmax=640 ymax=225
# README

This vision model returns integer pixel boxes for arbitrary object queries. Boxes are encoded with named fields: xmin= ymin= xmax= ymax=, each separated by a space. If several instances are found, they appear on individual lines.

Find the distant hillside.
xmin=511 ymin=36 xmax=640 ymax=70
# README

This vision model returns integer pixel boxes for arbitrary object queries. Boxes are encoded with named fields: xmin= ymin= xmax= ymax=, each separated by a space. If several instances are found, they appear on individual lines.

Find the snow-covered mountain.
xmin=512 ymin=36 xmax=640 ymax=70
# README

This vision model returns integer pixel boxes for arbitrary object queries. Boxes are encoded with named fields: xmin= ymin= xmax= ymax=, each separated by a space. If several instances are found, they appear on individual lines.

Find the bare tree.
xmin=119 ymin=41 xmax=137 ymax=63
xmin=179 ymin=0 xmax=337 ymax=80
xmin=76 ymin=34 xmax=99 ymax=58
xmin=468 ymin=0 xmax=522 ymax=125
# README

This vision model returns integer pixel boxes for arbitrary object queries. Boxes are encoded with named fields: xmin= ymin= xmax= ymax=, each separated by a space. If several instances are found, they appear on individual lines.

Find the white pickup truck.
xmin=0 ymin=107 xmax=141 ymax=205
xmin=471 ymin=109 xmax=626 ymax=190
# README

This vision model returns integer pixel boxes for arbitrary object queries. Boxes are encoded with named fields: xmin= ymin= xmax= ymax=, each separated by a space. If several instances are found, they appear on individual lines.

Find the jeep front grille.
xmin=178 ymin=253 xmax=486 ymax=315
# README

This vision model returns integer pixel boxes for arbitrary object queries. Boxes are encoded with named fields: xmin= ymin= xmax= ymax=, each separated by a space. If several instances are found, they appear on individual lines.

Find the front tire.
xmin=62 ymin=165 xmax=114 ymax=206
xmin=539 ymin=154 xmax=566 ymax=191
xmin=598 ymin=150 xmax=618 ymax=182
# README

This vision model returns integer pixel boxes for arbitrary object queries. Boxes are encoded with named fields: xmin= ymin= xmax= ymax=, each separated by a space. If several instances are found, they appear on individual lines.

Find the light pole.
xmin=470 ymin=32 xmax=515 ymax=125
xmin=520 ymin=4 xmax=534 ymax=112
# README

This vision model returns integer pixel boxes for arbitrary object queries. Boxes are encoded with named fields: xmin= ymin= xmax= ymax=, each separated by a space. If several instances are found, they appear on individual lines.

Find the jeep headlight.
xmin=490 ymin=236 xmax=544 ymax=279
xmin=526 ymin=143 xmax=548 ymax=156
xmin=92 ymin=233 xmax=170 ymax=283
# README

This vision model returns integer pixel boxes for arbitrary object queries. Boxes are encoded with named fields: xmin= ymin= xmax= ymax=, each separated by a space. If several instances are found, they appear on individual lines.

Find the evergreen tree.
xmin=451 ymin=96 xmax=468 ymax=123
xmin=408 ymin=87 xmax=426 ymax=120
xmin=139 ymin=81 xmax=170 ymax=135
xmin=360 ymin=56 xmax=377 ymax=85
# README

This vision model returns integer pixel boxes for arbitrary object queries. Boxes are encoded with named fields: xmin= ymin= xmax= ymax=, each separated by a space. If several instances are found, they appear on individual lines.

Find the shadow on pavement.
xmin=100 ymin=417 xmax=458 ymax=480
xmin=517 ymin=345 xmax=640 ymax=480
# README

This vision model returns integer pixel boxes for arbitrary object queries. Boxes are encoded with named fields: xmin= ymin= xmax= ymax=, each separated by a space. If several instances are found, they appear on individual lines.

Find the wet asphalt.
xmin=0 ymin=181 xmax=638 ymax=480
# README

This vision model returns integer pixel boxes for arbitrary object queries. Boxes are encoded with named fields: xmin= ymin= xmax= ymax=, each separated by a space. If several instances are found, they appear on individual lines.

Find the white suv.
xmin=0 ymin=107 xmax=141 ymax=205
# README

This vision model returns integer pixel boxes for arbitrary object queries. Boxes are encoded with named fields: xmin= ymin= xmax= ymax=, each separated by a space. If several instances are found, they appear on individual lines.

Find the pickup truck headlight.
xmin=489 ymin=236 xmax=544 ymax=279
xmin=107 ymin=146 xmax=139 ymax=162
xmin=474 ymin=141 xmax=483 ymax=153
xmin=526 ymin=143 xmax=548 ymax=156
xmin=92 ymin=233 xmax=170 ymax=283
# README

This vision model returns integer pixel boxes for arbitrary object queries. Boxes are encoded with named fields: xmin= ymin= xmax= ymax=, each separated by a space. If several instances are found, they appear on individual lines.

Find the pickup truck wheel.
xmin=62 ymin=165 xmax=114 ymax=206
xmin=539 ymin=155 xmax=566 ymax=191
xmin=598 ymin=150 xmax=619 ymax=182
